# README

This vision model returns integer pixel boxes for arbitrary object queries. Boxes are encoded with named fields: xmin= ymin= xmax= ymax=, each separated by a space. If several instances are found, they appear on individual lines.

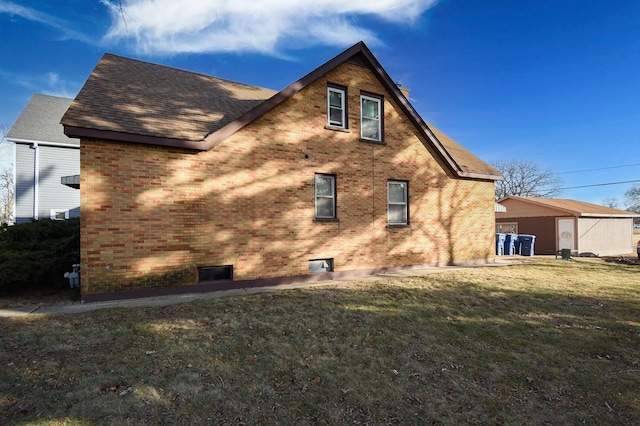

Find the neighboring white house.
xmin=5 ymin=94 xmax=80 ymax=224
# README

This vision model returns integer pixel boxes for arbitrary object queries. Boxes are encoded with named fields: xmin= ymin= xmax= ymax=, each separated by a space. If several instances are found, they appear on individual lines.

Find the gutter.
xmin=7 ymin=137 xmax=80 ymax=149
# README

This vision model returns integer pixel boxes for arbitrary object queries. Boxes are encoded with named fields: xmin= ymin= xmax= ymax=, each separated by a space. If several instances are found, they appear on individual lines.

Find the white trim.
xmin=6 ymin=137 xmax=80 ymax=149
xmin=315 ymin=174 xmax=336 ymax=219
xmin=32 ymin=142 xmax=39 ymax=220
xmin=327 ymin=87 xmax=346 ymax=128
xmin=360 ymin=95 xmax=381 ymax=141
xmin=12 ymin=141 xmax=16 ymax=223
xmin=580 ymin=213 xmax=639 ymax=218
xmin=388 ymin=180 xmax=408 ymax=225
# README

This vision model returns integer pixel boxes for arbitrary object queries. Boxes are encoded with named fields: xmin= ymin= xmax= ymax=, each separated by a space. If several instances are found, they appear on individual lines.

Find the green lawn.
xmin=1 ymin=258 xmax=639 ymax=424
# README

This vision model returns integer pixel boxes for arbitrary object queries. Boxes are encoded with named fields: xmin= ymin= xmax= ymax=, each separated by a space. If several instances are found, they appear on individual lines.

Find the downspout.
xmin=31 ymin=142 xmax=39 ymax=220
xmin=12 ymin=143 xmax=16 ymax=223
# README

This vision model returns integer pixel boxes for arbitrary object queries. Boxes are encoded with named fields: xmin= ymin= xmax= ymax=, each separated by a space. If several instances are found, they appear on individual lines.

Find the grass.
xmin=1 ymin=258 xmax=639 ymax=425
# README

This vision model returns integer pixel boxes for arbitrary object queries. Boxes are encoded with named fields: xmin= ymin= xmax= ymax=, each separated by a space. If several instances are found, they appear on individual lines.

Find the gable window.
xmin=315 ymin=174 xmax=336 ymax=219
xmin=327 ymin=86 xmax=346 ymax=128
xmin=361 ymin=94 xmax=383 ymax=141
xmin=388 ymin=181 xmax=408 ymax=225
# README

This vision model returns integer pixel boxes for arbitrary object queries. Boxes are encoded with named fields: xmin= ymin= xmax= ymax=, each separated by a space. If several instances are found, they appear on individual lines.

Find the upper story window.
xmin=315 ymin=174 xmax=336 ymax=219
xmin=361 ymin=94 xmax=383 ymax=141
xmin=388 ymin=180 xmax=408 ymax=225
xmin=327 ymin=86 xmax=346 ymax=129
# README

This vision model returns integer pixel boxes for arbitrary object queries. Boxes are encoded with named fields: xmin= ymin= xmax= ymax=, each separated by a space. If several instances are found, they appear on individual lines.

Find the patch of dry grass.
xmin=1 ymin=258 xmax=639 ymax=424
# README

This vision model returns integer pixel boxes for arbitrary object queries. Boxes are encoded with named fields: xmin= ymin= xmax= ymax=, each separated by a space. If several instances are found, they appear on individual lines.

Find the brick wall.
xmin=80 ymin=62 xmax=495 ymax=295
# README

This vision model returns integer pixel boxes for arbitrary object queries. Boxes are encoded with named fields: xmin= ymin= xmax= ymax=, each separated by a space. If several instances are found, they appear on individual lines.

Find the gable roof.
xmin=7 ymin=94 xmax=79 ymax=147
xmin=61 ymin=53 xmax=277 ymax=146
xmin=498 ymin=196 xmax=639 ymax=218
xmin=62 ymin=42 xmax=500 ymax=181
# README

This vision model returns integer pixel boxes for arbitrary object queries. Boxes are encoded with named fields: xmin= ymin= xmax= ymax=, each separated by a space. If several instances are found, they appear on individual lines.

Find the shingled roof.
xmin=498 ymin=196 xmax=639 ymax=217
xmin=62 ymin=42 xmax=501 ymax=181
xmin=62 ymin=53 xmax=277 ymax=145
xmin=7 ymin=94 xmax=79 ymax=146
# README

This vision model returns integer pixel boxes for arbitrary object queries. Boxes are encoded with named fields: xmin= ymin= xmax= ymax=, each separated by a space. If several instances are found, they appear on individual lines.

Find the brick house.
xmin=62 ymin=42 xmax=501 ymax=301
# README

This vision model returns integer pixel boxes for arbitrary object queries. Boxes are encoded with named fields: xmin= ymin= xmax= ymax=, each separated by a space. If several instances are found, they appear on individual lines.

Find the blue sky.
xmin=1 ymin=0 xmax=639 ymax=207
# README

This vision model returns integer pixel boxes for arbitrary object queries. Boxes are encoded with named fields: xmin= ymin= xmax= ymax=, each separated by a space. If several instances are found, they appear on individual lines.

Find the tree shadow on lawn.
xmin=1 ymin=264 xmax=639 ymax=425
xmin=0 ymin=286 xmax=80 ymax=309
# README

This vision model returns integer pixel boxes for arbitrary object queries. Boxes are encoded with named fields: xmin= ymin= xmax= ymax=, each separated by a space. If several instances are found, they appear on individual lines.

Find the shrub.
xmin=0 ymin=218 xmax=80 ymax=290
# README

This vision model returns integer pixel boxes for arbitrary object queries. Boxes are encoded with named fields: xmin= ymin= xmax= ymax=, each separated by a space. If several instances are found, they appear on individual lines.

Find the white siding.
xmin=577 ymin=217 xmax=635 ymax=256
xmin=15 ymin=143 xmax=34 ymax=223
xmin=38 ymin=145 xmax=79 ymax=220
xmin=14 ymin=143 xmax=79 ymax=223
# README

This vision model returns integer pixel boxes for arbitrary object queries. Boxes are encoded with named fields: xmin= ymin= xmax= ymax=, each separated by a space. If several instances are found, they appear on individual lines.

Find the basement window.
xmin=198 ymin=265 xmax=233 ymax=282
xmin=309 ymin=258 xmax=333 ymax=274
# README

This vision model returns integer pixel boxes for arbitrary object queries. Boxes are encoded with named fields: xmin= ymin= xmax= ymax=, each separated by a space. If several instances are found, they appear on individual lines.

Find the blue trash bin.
xmin=504 ymin=234 xmax=518 ymax=255
xmin=513 ymin=235 xmax=521 ymax=255
xmin=519 ymin=234 xmax=536 ymax=256
xmin=496 ymin=233 xmax=506 ymax=256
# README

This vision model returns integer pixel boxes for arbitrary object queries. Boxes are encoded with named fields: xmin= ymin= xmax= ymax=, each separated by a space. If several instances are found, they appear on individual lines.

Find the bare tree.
xmin=0 ymin=123 xmax=14 ymax=224
xmin=602 ymin=198 xmax=619 ymax=209
xmin=492 ymin=159 xmax=563 ymax=201
xmin=624 ymin=184 xmax=640 ymax=213
xmin=0 ymin=168 xmax=13 ymax=224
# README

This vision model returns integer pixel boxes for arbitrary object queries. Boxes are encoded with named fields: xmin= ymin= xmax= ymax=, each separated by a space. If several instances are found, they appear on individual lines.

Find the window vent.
xmin=309 ymin=258 xmax=333 ymax=274
xmin=347 ymin=52 xmax=368 ymax=68
xmin=198 ymin=265 xmax=233 ymax=282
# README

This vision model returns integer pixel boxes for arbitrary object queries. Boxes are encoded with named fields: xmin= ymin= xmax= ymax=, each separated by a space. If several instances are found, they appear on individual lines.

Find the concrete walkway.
xmin=0 ymin=257 xmax=527 ymax=317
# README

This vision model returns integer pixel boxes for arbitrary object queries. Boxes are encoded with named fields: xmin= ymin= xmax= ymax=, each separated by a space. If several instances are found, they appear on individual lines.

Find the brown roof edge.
xmin=63 ymin=125 xmax=206 ymax=151
xmin=457 ymin=171 xmax=503 ymax=181
xmin=200 ymin=43 xmax=368 ymax=149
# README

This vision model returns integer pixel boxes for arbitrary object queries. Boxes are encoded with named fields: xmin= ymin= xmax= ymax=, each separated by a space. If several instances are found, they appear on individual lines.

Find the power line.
xmin=556 ymin=162 xmax=640 ymax=175
xmin=558 ymin=179 xmax=640 ymax=190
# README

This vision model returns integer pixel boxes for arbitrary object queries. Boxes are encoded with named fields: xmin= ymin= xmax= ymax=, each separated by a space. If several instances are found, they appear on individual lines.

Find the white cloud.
xmin=0 ymin=70 xmax=78 ymax=99
xmin=0 ymin=1 xmax=93 ymax=43
xmin=41 ymin=72 xmax=77 ymax=99
xmin=101 ymin=0 xmax=438 ymax=55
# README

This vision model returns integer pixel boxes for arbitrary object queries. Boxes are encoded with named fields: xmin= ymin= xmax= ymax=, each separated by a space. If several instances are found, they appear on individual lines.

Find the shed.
xmin=496 ymin=196 xmax=639 ymax=256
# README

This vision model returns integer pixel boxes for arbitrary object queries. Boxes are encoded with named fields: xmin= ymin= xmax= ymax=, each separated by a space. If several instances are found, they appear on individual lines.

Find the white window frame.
xmin=50 ymin=209 xmax=70 ymax=221
xmin=387 ymin=181 xmax=408 ymax=225
xmin=309 ymin=258 xmax=334 ymax=273
xmin=361 ymin=94 xmax=382 ymax=141
xmin=315 ymin=174 xmax=336 ymax=219
xmin=496 ymin=223 xmax=518 ymax=234
xmin=327 ymin=87 xmax=346 ymax=128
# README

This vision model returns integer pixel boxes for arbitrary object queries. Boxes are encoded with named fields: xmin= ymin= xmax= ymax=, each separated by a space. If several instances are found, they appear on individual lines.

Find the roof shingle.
xmin=62 ymin=43 xmax=501 ymax=181
xmin=62 ymin=53 xmax=277 ymax=142
xmin=7 ymin=94 xmax=79 ymax=146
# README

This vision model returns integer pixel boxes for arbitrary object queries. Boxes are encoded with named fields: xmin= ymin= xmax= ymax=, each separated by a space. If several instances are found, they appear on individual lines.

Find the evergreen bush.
xmin=0 ymin=218 xmax=80 ymax=290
